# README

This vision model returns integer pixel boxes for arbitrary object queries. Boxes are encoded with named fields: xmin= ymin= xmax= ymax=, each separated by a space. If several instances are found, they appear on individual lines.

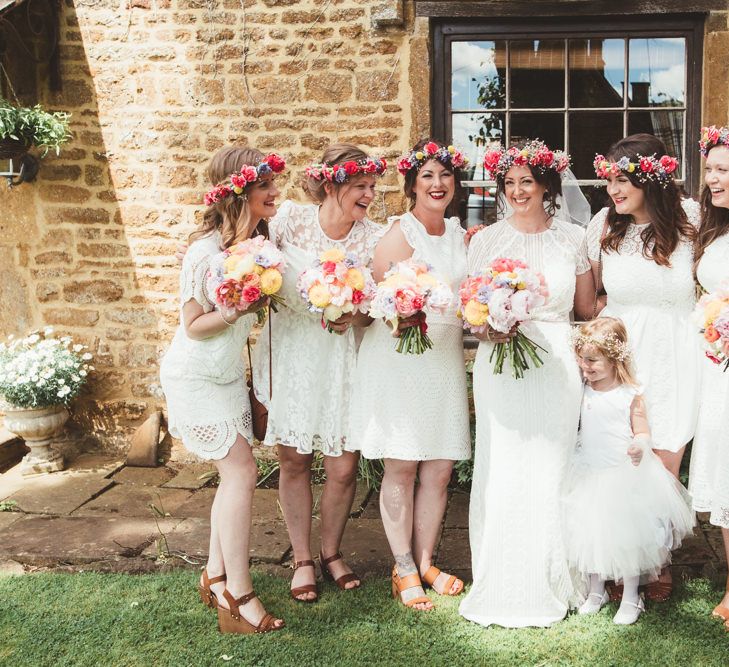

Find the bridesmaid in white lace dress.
xmin=689 ymin=126 xmax=729 ymax=627
xmin=459 ymin=141 xmax=595 ymax=628
xmin=585 ymin=134 xmax=699 ymax=601
xmin=160 ymin=147 xmax=285 ymax=634
xmin=349 ymin=140 xmax=471 ymax=611
xmin=251 ymin=144 xmax=387 ymax=602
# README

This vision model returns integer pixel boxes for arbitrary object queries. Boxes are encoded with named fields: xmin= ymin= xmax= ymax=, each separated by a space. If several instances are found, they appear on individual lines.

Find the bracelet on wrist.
xmin=220 ymin=309 xmax=236 ymax=326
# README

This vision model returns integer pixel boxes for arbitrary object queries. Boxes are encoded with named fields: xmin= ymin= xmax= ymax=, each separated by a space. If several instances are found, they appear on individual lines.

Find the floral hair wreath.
xmin=396 ymin=142 xmax=469 ymax=176
xmin=305 ymin=157 xmax=387 ymax=184
xmin=699 ymin=125 xmax=729 ymax=157
xmin=571 ymin=329 xmax=632 ymax=363
xmin=593 ymin=153 xmax=679 ymax=188
xmin=482 ymin=140 xmax=570 ymax=179
xmin=204 ymin=153 xmax=286 ymax=206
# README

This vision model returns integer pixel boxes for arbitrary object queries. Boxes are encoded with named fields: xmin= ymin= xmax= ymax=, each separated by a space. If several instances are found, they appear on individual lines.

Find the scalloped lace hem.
xmin=263 ymin=429 xmax=348 ymax=457
xmin=174 ymin=412 xmax=253 ymax=461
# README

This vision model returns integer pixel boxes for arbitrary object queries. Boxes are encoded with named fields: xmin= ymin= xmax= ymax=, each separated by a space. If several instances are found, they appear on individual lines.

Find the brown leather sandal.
xmin=217 ymin=589 xmax=285 ymax=634
xmin=290 ymin=559 xmax=318 ymax=603
xmin=606 ymin=581 xmax=623 ymax=602
xmin=421 ymin=565 xmax=463 ymax=596
xmin=198 ymin=569 xmax=226 ymax=609
xmin=391 ymin=566 xmax=432 ymax=611
xmin=712 ymin=604 xmax=729 ymax=622
xmin=644 ymin=579 xmax=672 ymax=602
xmin=319 ymin=551 xmax=361 ymax=591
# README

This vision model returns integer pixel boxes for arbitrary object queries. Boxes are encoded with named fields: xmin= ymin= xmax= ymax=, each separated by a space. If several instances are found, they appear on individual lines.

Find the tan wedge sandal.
xmin=319 ymin=551 xmax=361 ymax=591
xmin=422 ymin=565 xmax=463 ymax=597
xmin=290 ymin=559 xmax=318 ymax=603
xmin=198 ymin=569 xmax=227 ymax=609
xmin=391 ymin=566 xmax=433 ymax=611
xmin=217 ymin=589 xmax=285 ymax=634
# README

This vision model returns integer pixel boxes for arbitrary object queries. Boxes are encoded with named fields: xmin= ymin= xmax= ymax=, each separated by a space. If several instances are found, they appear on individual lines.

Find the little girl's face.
xmin=577 ymin=344 xmax=615 ymax=384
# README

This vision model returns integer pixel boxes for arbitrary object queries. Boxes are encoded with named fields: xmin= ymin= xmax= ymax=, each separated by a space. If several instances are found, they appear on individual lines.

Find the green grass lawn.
xmin=0 ymin=570 xmax=726 ymax=667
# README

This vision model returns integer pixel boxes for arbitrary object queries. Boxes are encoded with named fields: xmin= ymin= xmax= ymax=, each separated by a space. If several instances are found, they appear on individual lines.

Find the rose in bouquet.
xmin=297 ymin=247 xmax=376 ymax=334
xmin=694 ymin=282 xmax=729 ymax=371
xmin=368 ymin=259 xmax=453 ymax=354
xmin=458 ymin=258 xmax=548 ymax=379
xmin=208 ymin=235 xmax=286 ymax=323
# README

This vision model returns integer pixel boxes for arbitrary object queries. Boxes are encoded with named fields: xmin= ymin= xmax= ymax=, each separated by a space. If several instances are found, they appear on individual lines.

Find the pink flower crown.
xmin=204 ymin=153 xmax=286 ymax=206
xmin=397 ymin=142 xmax=469 ymax=176
xmin=482 ymin=140 xmax=570 ymax=179
xmin=593 ymin=153 xmax=679 ymax=187
xmin=699 ymin=125 xmax=729 ymax=157
xmin=305 ymin=157 xmax=387 ymax=184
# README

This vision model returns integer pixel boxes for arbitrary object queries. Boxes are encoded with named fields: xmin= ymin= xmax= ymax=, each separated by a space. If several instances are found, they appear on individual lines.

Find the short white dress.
xmin=690 ymin=232 xmax=729 ymax=528
xmin=348 ymin=212 xmax=471 ymax=462
xmin=563 ymin=384 xmax=695 ymax=583
xmin=585 ymin=199 xmax=701 ymax=453
xmin=160 ymin=232 xmax=255 ymax=460
xmin=252 ymin=200 xmax=384 ymax=456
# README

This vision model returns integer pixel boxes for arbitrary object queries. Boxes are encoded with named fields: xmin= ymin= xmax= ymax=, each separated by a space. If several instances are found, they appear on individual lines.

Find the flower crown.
xmin=571 ymin=329 xmax=632 ymax=363
xmin=305 ymin=157 xmax=387 ymax=184
xmin=699 ymin=125 xmax=729 ymax=157
xmin=396 ymin=142 xmax=469 ymax=176
xmin=204 ymin=153 xmax=286 ymax=206
xmin=593 ymin=153 xmax=678 ymax=187
xmin=482 ymin=140 xmax=570 ymax=179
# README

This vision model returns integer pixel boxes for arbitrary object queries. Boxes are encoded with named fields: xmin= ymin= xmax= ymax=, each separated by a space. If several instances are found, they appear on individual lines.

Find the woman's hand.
xmin=327 ymin=312 xmax=354 ymax=335
xmin=236 ymin=296 xmax=270 ymax=317
xmin=392 ymin=312 xmax=425 ymax=338
xmin=472 ymin=323 xmax=517 ymax=343
xmin=175 ymin=243 xmax=189 ymax=265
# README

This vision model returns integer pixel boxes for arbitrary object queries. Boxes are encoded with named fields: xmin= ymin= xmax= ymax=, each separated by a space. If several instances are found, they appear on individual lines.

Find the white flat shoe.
xmin=579 ymin=591 xmax=609 ymax=615
xmin=613 ymin=597 xmax=645 ymax=625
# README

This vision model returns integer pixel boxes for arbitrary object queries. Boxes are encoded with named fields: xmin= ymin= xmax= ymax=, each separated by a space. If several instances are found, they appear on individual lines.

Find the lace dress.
xmin=251 ymin=200 xmax=384 ymax=456
xmin=159 ymin=232 xmax=254 ymax=460
xmin=690 ymin=232 xmax=729 ymax=528
xmin=348 ymin=213 xmax=471 ymax=461
xmin=585 ymin=199 xmax=701 ymax=453
xmin=459 ymin=218 xmax=588 ymax=628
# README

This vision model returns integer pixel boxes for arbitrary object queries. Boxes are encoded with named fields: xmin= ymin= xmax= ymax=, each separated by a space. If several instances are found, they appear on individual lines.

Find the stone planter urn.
xmin=3 ymin=404 xmax=68 ymax=475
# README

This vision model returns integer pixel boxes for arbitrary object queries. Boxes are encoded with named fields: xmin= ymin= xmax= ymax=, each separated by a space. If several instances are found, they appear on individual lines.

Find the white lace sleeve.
xmin=396 ymin=214 xmax=418 ymax=251
xmin=180 ymin=239 xmax=218 ymax=312
xmin=269 ymin=199 xmax=296 ymax=246
xmin=681 ymin=197 xmax=701 ymax=229
xmin=467 ymin=225 xmax=498 ymax=273
xmin=585 ymin=208 xmax=609 ymax=262
xmin=568 ymin=224 xmax=591 ymax=275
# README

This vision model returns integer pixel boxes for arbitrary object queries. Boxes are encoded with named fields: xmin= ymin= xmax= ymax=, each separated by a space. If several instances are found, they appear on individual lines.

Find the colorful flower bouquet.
xmin=297 ymin=247 xmax=376 ymax=333
xmin=368 ymin=259 xmax=453 ymax=354
xmin=209 ymin=236 xmax=286 ymax=323
xmin=458 ymin=258 xmax=548 ymax=379
xmin=695 ymin=283 xmax=729 ymax=371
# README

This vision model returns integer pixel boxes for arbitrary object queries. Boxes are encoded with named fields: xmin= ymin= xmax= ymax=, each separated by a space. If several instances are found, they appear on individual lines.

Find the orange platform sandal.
xmin=422 ymin=565 xmax=464 ymax=596
xmin=198 ymin=569 xmax=227 ymax=609
xmin=319 ymin=551 xmax=361 ymax=591
xmin=217 ymin=589 xmax=285 ymax=634
xmin=290 ymin=559 xmax=319 ymax=603
xmin=391 ymin=566 xmax=433 ymax=611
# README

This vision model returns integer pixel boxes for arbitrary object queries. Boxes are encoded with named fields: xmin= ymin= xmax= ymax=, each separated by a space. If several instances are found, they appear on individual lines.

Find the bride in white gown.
xmin=459 ymin=141 xmax=594 ymax=628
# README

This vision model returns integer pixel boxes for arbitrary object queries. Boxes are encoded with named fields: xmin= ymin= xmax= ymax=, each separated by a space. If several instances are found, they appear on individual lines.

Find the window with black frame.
xmin=434 ymin=19 xmax=703 ymax=228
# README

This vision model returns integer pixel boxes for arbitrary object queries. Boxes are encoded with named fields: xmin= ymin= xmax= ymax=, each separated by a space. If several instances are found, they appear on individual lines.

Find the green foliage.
xmin=0 ymin=98 xmax=71 ymax=156
xmin=0 ymin=500 xmax=18 ymax=512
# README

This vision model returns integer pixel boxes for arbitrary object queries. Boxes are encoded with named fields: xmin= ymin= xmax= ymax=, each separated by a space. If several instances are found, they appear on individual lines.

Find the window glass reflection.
xmin=452 ymin=112 xmax=505 ymax=176
xmin=628 ymin=110 xmax=684 ymax=178
xmin=569 ymin=112 xmax=623 ymax=179
xmin=569 ymin=39 xmax=625 ymax=108
xmin=628 ymin=38 xmax=685 ymax=107
xmin=451 ymin=41 xmax=506 ymax=111
xmin=510 ymin=39 xmax=565 ymax=109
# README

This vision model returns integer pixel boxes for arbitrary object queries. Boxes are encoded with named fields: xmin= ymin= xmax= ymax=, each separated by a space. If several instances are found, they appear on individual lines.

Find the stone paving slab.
xmin=338 ymin=519 xmax=392 ymax=576
xmin=111 ymin=466 xmax=176 ymax=487
xmin=0 ymin=557 xmax=24 ymax=575
xmin=143 ymin=517 xmax=210 ymax=561
xmin=0 ymin=512 xmax=22 ymax=531
xmin=65 ymin=454 xmax=125 ymax=478
xmin=9 ymin=476 xmax=114 ymax=515
xmin=704 ymin=528 xmax=728 ymax=565
xmin=162 ymin=464 xmax=216 ymax=490
xmin=171 ymin=487 xmax=284 ymax=522
xmin=0 ymin=515 xmax=180 ymax=565
xmin=250 ymin=520 xmax=292 ymax=564
xmin=444 ymin=492 xmax=469 ymax=529
xmin=672 ymin=533 xmax=716 ymax=566
xmin=73 ymin=484 xmax=192 ymax=518
xmin=173 ymin=487 xmax=215 ymax=519
xmin=360 ymin=491 xmax=380 ymax=519
xmin=436 ymin=528 xmax=472 ymax=580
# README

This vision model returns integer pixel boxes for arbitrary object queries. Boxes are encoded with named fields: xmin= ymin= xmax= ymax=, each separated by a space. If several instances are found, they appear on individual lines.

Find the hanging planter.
xmin=0 ymin=136 xmax=31 ymax=160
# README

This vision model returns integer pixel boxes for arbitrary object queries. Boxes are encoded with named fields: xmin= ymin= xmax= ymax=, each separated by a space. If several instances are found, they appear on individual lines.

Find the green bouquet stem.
xmin=395 ymin=324 xmax=433 ymax=355
xmin=488 ymin=328 xmax=548 ymax=379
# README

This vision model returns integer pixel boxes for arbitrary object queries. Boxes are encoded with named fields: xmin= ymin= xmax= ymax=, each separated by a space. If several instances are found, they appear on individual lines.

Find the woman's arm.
xmin=627 ymin=394 xmax=651 ymax=465
xmin=574 ymin=270 xmax=597 ymax=322
xmin=182 ymin=297 xmax=267 ymax=341
xmin=371 ymin=222 xmax=413 ymax=282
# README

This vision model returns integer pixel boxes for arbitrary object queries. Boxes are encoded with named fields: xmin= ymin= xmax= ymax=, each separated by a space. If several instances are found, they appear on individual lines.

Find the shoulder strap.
xmin=592 ymin=218 xmax=609 ymax=319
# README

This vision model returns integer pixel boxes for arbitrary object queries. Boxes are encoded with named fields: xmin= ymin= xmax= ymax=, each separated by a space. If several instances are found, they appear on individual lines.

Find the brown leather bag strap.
xmin=592 ymin=218 xmax=609 ymax=319
xmin=246 ymin=306 xmax=273 ymax=400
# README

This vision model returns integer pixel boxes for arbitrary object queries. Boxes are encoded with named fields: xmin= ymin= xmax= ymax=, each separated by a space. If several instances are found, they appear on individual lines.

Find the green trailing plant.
xmin=0 ymin=98 xmax=71 ymax=156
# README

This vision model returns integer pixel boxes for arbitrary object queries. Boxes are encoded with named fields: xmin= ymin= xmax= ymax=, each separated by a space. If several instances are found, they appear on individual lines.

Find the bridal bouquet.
xmin=208 ymin=236 xmax=286 ymax=322
xmin=369 ymin=259 xmax=453 ymax=354
xmin=694 ymin=283 xmax=729 ymax=371
xmin=297 ymin=247 xmax=376 ymax=333
xmin=458 ymin=258 xmax=548 ymax=379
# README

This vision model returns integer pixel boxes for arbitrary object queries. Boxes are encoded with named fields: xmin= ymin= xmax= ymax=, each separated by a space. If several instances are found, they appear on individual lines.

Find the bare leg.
xmin=412 ymin=459 xmax=460 ymax=595
xmin=720 ymin=527 xmax=729 ymax=608
xmin=320 ymin=451 xmax=360 ymax=588
xmin=278 ymin=445 xmax=316 ymax=600
xmin=380 ymin=458 xmax=432 ymax=610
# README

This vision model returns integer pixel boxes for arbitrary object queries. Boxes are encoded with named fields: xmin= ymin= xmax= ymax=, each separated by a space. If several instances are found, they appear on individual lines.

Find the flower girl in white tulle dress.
xmin=563 ymin=317 xmax=695 ymax=625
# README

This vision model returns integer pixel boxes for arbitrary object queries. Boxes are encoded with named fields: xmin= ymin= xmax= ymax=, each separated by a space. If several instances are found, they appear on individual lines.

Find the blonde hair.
xmin=573 ymin=317 xmax=638 ymax=387
xmin=302 ymin=142 xmax=370 ymax=204
xmin=190 ymin=145 xmax=269 ymax=249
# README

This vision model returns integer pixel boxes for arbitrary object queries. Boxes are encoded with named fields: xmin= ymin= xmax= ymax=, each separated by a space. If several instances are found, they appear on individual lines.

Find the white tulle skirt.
xmin=562 ymin=450 xmax=695 ymax=583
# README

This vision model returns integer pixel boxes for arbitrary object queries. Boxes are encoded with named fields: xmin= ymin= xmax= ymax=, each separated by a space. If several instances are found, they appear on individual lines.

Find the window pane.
xmin=628 ymin=110 xmax=684 ymax=177
xmin=569 ymin=38 xmax=625 ymax=108
xmin=569 ymin=111 xmax=623 ymax=179
xmin=510 ymin=39 xmax=565 ymax=109
xmin=451 ymin=41 xmax=506 ymax=111
xmin=463 ymin=184 xmax=499 ymax=229
xmin=582 ymin=185 xmax=612 ymax=216
xmin=452 ymin=111 xmax=505 ymax=176
xmin=510 ymin=112 xmax=564 ymax=150
xmin=628 ymin=38 xmax=685 ymax=107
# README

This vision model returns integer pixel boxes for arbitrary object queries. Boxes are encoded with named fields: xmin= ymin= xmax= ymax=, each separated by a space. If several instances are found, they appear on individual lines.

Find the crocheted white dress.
xmin=459 ymin=218 xmax=588 ymax=628
xmin=585 ymin=199 xmax=701 ymax=453
xmin=251 ymin=200 xmax=384 ymax=456
xmin=160 ymin=232 xmax=254 ymax=460
xmin=563 ymin=384 xmax=695 ymax=584
xmin=690 ymin=231 xmax=729 ymax=528
xmin=348 ymin=212 xmax=471 ymax=461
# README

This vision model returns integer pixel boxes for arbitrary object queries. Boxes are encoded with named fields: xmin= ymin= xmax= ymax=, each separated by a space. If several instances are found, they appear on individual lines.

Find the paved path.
xmin=0 ymin=455 xmax=725 ymax=586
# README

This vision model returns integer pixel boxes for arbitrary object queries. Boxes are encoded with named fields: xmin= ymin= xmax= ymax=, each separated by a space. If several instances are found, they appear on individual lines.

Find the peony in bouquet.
xmin=458 ymin=258 xmax=548 ymax=379
xmin=694 ymin=282 xmax=729 ymax=371
xmin=297 ymin=247 xmax=376 ymax=333
xmin=208 ymin=235 xmax=286 ymax=323
xmin=368 ymin=259 xmax=453 ymax=354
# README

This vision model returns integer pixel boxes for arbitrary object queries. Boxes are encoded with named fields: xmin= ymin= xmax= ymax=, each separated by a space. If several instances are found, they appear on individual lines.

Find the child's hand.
xmin=627 ymin=436 xmax=649 ymax=466
xmin=175 ymin=243 xmax=189 ymax=264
